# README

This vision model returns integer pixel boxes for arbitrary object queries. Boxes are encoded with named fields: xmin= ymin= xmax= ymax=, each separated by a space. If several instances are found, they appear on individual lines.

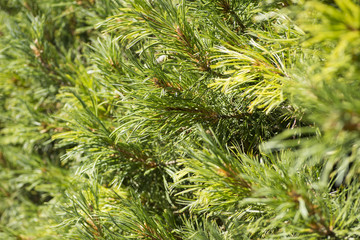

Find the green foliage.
xmin=1 ymin=0 xmax=360 ymax=239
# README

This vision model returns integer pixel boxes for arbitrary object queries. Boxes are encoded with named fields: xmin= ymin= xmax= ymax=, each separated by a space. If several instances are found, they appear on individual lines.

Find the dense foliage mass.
xmin=1 ymin=0 xmax=360 ymax=239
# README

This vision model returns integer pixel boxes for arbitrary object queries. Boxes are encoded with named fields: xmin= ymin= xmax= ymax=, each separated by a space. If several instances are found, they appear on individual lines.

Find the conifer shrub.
xmin=1 ymin=0 xmax=359 ymax=239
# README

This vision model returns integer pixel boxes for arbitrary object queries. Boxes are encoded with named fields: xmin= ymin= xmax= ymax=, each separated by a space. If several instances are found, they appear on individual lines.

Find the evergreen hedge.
xmin=1 ymin=0 xmax=360 ymax=239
